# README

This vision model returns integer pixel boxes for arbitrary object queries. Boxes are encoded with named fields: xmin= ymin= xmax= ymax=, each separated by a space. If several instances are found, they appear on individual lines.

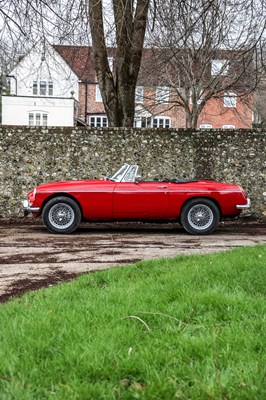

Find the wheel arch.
xmin=40 ymin=193 xmax=84 ymax=219
xmin=180 ymin=196 xmax=222 ymax=220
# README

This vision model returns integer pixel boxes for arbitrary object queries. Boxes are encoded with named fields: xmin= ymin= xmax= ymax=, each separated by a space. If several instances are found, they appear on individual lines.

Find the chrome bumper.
xmin=22 ymin=200 xmax=40 ymax=216
xmin=236 ymin=198 xmax=251 ymax=209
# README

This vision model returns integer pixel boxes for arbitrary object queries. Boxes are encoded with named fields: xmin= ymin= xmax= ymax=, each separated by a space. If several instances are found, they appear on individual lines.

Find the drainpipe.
xmin=85 ymin=82 xmax=88 ymax=125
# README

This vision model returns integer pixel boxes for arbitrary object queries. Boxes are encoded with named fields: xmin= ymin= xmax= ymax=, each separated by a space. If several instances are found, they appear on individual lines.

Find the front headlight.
xmin=28 ymin=188 xmax=37 ymax=205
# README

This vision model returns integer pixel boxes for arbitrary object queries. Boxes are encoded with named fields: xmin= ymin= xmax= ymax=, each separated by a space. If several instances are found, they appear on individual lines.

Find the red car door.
xmin=113 ymin=181 xmax=170 ymax=219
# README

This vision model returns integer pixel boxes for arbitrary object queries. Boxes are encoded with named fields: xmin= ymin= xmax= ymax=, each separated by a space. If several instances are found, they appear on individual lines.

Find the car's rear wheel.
xmin=181 ymin=198 xmax=220 ymax=235
xmin=42 ymin=196 xmax=81 ymax=234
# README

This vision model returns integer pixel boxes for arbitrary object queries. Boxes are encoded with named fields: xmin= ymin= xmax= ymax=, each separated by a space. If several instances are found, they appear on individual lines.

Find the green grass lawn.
xmin=0 ymin=245 xmax=265 ymax=400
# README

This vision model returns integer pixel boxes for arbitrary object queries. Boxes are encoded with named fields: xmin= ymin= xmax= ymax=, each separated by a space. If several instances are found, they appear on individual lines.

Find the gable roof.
xmin=52 ymin=45 xmax=169 ymax=86
xmin=53 ymin=45 xmax=96 ymax=82
xmin=52 ymin=45 xmax=253 ymax=90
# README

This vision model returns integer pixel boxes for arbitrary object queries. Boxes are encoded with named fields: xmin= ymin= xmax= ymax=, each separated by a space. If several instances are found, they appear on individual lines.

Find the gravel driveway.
xmin=0 ymin=219 xmax=265 ymax=302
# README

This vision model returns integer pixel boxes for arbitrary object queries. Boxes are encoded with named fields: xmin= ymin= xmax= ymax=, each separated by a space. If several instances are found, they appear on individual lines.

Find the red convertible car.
xmin=22 ymin=163 xmax=250 ymax=235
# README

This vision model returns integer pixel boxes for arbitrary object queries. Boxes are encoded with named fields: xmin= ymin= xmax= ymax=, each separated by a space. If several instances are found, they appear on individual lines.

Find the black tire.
xmin=181 ymin=198 xmax=220 ymax=235
xmin=42 ymin=196 xmax=81 ymax=234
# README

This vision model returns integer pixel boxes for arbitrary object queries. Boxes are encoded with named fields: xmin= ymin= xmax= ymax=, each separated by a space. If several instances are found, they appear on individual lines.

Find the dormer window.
xmin=211 ymin=59 xmax=229 ymax=76
xmin=96 ymin=85 xmax=103 ymax=102
xmin=156 ymin=86 xmax=169 ymax=104
xmin=135 ymin=86 xmax=144 ymax=103
xmin=32 ymin=80 xmax=53 ymax=96
xmin=224 ymin=92 xmax=237 ymax=108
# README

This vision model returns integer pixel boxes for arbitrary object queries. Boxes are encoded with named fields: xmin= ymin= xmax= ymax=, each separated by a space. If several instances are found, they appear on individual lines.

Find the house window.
xmin=42 ymin=114 xmax=48 ymax=126
xmin=189 ymin=88 xmax=204 ymax=105
xmin=153 ymin=116 xmax=170 ymax=128
xmin=156 ymin=86 xmax=169 ymax=103
xmin=135 ymin=86 xmax=144 ymax=103
xmin=40 ymin=81 xmax=46 ymax=95
xmin=222 ymin=124 xmax=235 ymax=129
xmin=134 ymin=117 xmax=152 ymax=128
xmin=32 ymin=80 xmax=53 ymax=96
xmin=33 ymin=81 xmax=38 ymax=95
xmin=35 ymin=113 xmax=41 ymax=126
xmin=200 ymin=124 xmax=213 ymax=129
xmin=89 ymin=116 xmax=108 ymax=127
xmin=224 ymin=92 xmax=237 ymax=108
xmin=108 ymin=57 xmax=113 ymax=71
xmin=48 ymin=81 xmax=53 ymax=96
xmin=95 ymin=85 xmax=103 ymax=102
xmin=134 ymin=116 xmax=170 ymax=128
xmin=29 ymin=113 xmax=34 ymax=126
xmin=211 ymin=59 xmax=229 ymax=76
xmin=28 ymin=112 xmax=48 ymax=126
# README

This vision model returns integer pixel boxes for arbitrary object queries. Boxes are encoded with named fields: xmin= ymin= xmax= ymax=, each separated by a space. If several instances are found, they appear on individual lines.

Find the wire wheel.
xmin=181 ymin=198 xmax=220 ymax=235
xmin=48 ymin=203 xmax=75 ymax=229
xmin=42 ymin=196 xmax=81 ymax=234
xmin=187 ymin=204 xmax=214 ymax=230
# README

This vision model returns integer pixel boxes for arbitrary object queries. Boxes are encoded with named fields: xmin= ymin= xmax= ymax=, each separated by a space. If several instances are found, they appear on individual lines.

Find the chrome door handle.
xmin=156 ymin=185 xmax=168 ymax=188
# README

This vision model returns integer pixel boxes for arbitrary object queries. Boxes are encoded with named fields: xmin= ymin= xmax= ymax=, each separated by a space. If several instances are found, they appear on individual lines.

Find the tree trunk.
xmin=186 ymin=106 xmax=199 ymax=129
xmin=89 ymin=0 xmax=149 ymax=127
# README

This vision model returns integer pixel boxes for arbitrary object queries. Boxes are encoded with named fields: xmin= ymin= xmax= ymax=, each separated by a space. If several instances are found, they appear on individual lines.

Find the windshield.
xmin=108 ymin=164 xmax=129 ymax=182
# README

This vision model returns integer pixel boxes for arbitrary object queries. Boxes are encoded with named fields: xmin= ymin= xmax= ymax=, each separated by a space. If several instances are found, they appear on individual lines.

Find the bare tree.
xmin=145 ymin=0 xmax=266 ymax=128
xmin=0 ymin=0 xmax=150 ymax=127
xmin=89 ymin=0 xmax=150 ymax=127
xmin=1 ymin=0 xmax=265 ymax=128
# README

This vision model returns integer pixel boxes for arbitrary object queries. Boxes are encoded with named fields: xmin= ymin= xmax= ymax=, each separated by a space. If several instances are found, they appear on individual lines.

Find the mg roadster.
xmin=22 ymin=163 xmax=250 ymax=235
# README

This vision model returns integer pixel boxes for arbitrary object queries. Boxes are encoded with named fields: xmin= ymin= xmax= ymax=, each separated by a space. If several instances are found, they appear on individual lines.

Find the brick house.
xmin=3 ymin=43 xmax=253 ymax=128
xmin=55 ymin=45 xmax=253 ymax=129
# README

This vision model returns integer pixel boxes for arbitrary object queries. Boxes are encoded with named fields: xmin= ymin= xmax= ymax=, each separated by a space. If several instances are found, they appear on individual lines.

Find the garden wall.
xmin=0 ymin=126 xmax=265 ymax=219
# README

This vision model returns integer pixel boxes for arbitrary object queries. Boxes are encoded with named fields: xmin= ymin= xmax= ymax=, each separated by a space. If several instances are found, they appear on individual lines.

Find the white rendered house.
xmin=2 ymin=42 xmax=79 ymax=127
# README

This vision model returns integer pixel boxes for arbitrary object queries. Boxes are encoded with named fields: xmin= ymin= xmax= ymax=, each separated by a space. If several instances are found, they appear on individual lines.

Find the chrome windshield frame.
xmin=108 ymin=164 xmax=139 ymax=182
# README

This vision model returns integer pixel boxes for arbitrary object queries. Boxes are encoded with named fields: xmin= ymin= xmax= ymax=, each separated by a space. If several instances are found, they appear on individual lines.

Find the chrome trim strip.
xmin=28 ymin=206 xmax=41 ymax=212
xmin=38 ymin=189 xmax=243 ymax=194
xmin=236 ymin=198 xmax=251 ymax=209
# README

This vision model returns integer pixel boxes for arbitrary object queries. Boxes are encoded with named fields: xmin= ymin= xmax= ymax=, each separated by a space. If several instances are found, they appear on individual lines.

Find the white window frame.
xmin=199 ymin=124 xmax=213 ymax=129
xmin=32 ymin=80 xmax=53 ymax=96
xmin=156 ymin=86 xmax=169 ymax=104
xmin=153 ymin=116 xmax=171 ymax=128
xmin=211 ymin=59 xmax=229 ymax=76
xmin=134 ymin=116 xmax=170 ymax=128
xmin=224 ymin=92 xmax=237 ymax=108
xmin=135 ymin=86 xmax=144 ymax=104
xmin=89 ymin=115 xmax=108 ymax=127
xmin=95 ymin=85 xmax=103 ymax=102
xmin=28 ymin=112 xmax=48 ymax=126
xmin=134 ymin=116 xmax=152 ymax=128
xmin=222 ymin=125 xmax=235 ymax=129
xmin=33 ymin=81 xmax=38 ymax=95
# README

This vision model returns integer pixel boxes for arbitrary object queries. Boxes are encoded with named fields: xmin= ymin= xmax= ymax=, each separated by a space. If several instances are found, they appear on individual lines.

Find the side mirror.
xmin=134 ymin=175 xmax=141 ymax=184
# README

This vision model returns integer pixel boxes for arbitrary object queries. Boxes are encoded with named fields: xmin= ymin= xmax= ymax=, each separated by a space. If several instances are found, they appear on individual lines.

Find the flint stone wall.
xmin=0 ymin=126 xmax=265 ymax=219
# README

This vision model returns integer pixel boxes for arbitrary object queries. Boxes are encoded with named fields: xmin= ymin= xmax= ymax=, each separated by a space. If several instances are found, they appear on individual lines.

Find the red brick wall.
xmin=198 ymin=96 xmax=253 ymax=129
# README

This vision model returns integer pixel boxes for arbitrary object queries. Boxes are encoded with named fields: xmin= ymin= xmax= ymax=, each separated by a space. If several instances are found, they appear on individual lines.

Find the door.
xmin=113 ymin=182 xmax=169 ymax=219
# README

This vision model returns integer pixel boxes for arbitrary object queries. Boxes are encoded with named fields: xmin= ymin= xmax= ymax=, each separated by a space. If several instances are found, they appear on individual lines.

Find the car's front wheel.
xmin=181 ymin=198 xmax=220 ymax=235
xmin=42 ymin=196 xmax=81 ymax=234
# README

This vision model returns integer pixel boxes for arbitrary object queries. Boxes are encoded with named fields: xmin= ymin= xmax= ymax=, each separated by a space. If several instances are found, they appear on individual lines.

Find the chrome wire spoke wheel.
xmin=187 ymin=204 xmax=214 ymax=231
xmin=48 ymin=203 xmax=75 ymax=229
